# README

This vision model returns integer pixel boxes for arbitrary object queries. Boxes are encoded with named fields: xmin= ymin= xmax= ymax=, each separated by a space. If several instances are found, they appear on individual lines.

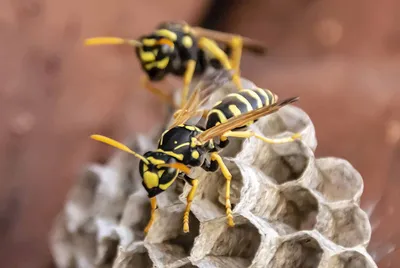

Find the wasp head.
xmin=138 ymin=151 xmax=189 ymax=198
xmin=136 ymin=36 xmax=175 ymax=81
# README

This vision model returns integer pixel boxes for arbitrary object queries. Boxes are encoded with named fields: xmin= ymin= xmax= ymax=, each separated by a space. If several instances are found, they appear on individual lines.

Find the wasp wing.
xmin=196 ymin=96 xmax=300 ymax=143
xmin=168 ymin=86 xmax=203 ymax=129
xmin=168 ymin=70 xmax=233 ymax=129
xmin=192 ymin=27 xmax=267 ymax=55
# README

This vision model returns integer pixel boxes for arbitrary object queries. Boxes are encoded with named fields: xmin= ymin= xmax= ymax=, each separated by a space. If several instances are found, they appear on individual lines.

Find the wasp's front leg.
xmin=182 ymin=175 xmax=199 ymax=233
xmin=198 ymin=37 xmax=242 ymax=91
xmin=144 ymin=197 xmax=158 ymax=234
xmin=141 ymin=75 xmax=176 ymax=108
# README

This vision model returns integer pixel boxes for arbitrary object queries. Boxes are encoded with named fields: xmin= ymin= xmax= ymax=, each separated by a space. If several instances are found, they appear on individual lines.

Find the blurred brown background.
xmin=0 ymin=0 xmax=399 ymax=267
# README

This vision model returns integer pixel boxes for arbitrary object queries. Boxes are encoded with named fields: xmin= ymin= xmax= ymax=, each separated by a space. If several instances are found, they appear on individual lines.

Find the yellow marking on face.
xmin=143 ymin=172 xmax=159 ymax=189
xmin=144 ymin=57 xmax=169 ymax=70
xmin=143 ymin=164 xmax=149 ymax=172
xmin=142 ymin=38 xmax=157 ymax=46
xmin=157 ymin=169 xmax=165 ymax=177
xmin=174 ymin=142 xmax=190 ymax=150
xmin=191 ymin=150 xmax=200 ymax=159
xmin=243 ymin=89 xmax=263 ymax=108
xmin=227 ymin=93 xmax=253 ymax=111
xmin=155 ymin=29 xmax=177 ymax=41
xmin=182 ymin=36 xmax=193 ymax=48
xmin=228 ymin=105 xmax=242 ymax=117
xmin=147 ymin=157 xmax=166 ymax=165
xmin=159 ymin=174 xmax=177 ymax=190
xmin=174 ymin=141 xmax=177 ymax=144
xmin=157 ymin=57 xmax=169 ymax=69
xmin=208 ymin=109 xmax=228 ymax=123
xmin=156 ymin=149 xmax=184 ymax=161
xmin=139 ymin=49 xmax=155 ymax=62
xmin=145 ymin=62 xmax=154 ymax=70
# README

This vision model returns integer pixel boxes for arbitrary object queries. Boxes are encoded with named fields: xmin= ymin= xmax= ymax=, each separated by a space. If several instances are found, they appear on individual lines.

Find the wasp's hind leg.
xmin=144 ymin=197 xmax=158 ymax=234
xmin=209 ymin=152 xmax=235 ymax=227
xmin=182 ymin=175 xmax=199 ymax=233
xmin=198 ymin=37 xmax=242 ymax=91
xmin=141 ymin=75 xmax=177 ymax=108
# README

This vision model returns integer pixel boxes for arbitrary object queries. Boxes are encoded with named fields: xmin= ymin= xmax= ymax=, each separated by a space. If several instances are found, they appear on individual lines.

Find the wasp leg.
xmin=210 ymin=152 xmax=235 ymax=227
xmin=216 ymin=135 xmax=230 ymax=149
xmin=201 ymin=157 xmax=219 ymax=171
xmin=141 ymin=75 xmax=177 ymax=108
xmin=228 ymin=36 xmax=243 ymax=77
xmin=182 ymin=175 xmax=199 ymax=233
xmin=182 ymin=59 xmax=197 ymax=108
xmin=144 ymin=197 xmax=158 ymax=234
xmin=222 ymin=131 xmax=301 ymax=144
xmin=198 ymin=37 xmax=242 ymax=91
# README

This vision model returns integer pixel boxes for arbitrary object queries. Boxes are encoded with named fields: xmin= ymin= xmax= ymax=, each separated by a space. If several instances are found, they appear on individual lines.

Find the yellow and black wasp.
xmin=90 ymin=80 xmax=301 ymax=234
xmin=84 ymin=21 xmax=267 ymax=108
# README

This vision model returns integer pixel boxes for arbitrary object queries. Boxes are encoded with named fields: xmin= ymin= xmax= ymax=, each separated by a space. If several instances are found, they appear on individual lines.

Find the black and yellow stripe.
xmin=205 ymin=87 xmax=278 ymax=130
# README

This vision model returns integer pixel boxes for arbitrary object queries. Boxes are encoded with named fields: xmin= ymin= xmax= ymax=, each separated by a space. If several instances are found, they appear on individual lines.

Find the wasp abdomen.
xmin=205 ymin=88 xmax=278 ymax=130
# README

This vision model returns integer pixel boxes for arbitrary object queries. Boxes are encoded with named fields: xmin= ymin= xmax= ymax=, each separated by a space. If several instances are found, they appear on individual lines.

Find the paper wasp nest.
xmin=49 ymin=75 xmax=377 ymax=268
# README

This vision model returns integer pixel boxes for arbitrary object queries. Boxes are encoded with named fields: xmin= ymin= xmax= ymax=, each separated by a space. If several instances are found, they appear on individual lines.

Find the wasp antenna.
xmin=90 ymin=134 xmax=149 ymax=164
xmin=84 ymin=37 xmax=142 ymax=47
xmin=157 ymin=163 xmax=191 ymax=175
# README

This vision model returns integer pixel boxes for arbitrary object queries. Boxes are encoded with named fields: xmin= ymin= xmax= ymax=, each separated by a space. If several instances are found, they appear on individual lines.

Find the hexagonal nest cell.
xmin=327 ymin=250 xmax=377 ymax=268
xmin=189 ymin=215 xmax=261 ymax=268
xmin=49 ymin=75 xmax=377 ymax=268
xmin=268 ymin=233 xmax=323 ymax=268
xmin=208 ymin=220 xmax=261 ymax=262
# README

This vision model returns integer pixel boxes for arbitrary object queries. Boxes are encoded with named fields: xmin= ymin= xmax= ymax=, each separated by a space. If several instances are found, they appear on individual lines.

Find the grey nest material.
xmin=49 ymin=77 xmax=377 ymax=268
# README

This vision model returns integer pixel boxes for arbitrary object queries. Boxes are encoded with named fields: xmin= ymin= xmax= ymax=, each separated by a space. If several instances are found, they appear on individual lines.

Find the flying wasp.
xmin=90 ymin=80 xmax=301 ymax=234
xmin=84 ymin=21 xmax=268 ymax=108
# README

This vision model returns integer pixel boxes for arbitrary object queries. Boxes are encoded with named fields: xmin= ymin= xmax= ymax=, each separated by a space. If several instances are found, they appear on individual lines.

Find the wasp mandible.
xmin=90 ymin=78 xmax=300 ymax=234
xmin=84 ymin=21 xmax=268 ymax=108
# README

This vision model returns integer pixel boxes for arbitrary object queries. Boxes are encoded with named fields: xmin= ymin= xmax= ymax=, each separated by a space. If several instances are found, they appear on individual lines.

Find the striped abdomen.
xmin=205 ymin=88 xmax=278 ymax=130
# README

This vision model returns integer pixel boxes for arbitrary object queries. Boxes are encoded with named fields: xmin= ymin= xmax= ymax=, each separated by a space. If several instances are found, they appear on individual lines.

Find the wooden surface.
xmin=0 ymin=0 xmax=399 ymax=267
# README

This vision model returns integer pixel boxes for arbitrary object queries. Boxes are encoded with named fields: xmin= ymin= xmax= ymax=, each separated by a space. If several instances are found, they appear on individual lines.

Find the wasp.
xmin=90 ymin=80 xmax=301 ymax=234
xmin=84 ymin=21 xmax=268 ymax=108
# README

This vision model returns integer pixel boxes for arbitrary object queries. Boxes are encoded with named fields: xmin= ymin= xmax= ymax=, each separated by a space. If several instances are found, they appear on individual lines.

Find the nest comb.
xmin=49 ymin=76 xmax=377 ymax=268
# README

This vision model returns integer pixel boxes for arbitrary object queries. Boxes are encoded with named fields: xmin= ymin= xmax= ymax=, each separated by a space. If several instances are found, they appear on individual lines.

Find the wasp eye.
xmin=161 ymin=44 xmax=172 ymax=54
